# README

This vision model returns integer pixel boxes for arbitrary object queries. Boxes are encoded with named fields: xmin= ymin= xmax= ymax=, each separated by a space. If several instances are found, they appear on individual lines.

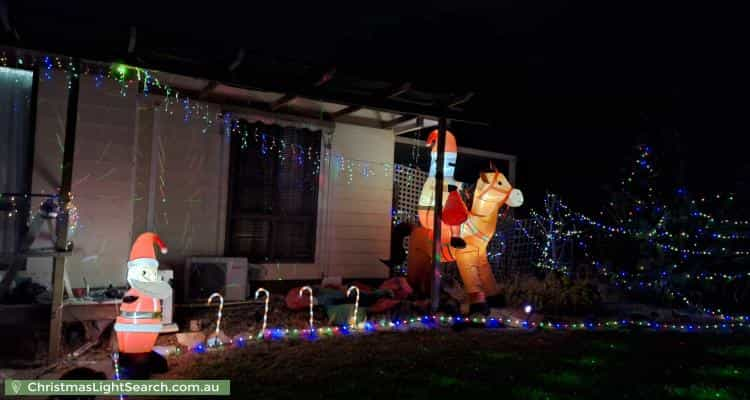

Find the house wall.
xmin=323 ymin=123 xmax=393 ymax=279
xmin=24 ymin=72 xmax=67 ymax=288
xmin=29 ymin=73 xmax=137 ymax=289
xmin=28 ymin=76 xmax=393 ymax=289
xmin=132 ymin=100 xmax=228 ymax=270
xmin=255 ymin=122 xmax=393 ymax=280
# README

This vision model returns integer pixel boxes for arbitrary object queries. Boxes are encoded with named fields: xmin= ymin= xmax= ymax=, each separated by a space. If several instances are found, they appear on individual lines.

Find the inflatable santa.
xmin=114 ymin=232 xmax=171 ymax=354
xmin=417 ymin=129 xmax=471 ymax=261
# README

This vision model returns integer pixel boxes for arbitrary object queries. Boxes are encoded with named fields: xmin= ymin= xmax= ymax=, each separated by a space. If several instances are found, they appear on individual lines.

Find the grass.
xmin=160 ymin=329 xmax=750 ymax=399
xmin=708 ymin=345 xmax=750 ymax=360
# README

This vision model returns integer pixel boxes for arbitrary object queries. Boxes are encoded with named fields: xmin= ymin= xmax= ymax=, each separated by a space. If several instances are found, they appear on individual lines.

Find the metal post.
xmin=508 ymin=156 xmax=517 ymax=185
xmin=430 ymin=117 xmax=447 ymax=312
xmin=49 ymin=59 xmax=80 ymax=361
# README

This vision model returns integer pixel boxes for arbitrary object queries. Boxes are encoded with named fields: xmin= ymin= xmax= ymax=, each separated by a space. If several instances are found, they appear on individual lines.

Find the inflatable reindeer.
xmin=390 ymin=166 xmax=523 ymax=314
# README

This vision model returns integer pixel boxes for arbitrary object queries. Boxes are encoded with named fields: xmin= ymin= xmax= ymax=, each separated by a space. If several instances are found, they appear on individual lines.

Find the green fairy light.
xmin=113 ymin=63 xmax=128 ymax=79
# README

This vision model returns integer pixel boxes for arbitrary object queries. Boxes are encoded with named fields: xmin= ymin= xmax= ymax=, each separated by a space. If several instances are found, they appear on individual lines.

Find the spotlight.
xmin=523 ymin=304 xmax=534 ymax=329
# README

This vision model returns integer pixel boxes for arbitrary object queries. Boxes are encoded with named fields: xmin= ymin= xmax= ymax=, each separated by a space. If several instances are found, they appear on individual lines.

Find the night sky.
xmin=4 ymin=1 xmax=748 ymax=215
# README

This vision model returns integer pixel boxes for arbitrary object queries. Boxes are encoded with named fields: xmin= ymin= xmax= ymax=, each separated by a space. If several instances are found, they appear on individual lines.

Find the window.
xmin=0 ymin=66 xmax=35 ymax=261
xmin=226 ymin=121 xmax=321 ymax=263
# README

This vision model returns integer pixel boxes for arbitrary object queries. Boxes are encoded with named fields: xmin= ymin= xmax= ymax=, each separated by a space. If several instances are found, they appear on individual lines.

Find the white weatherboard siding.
xmin=29 ymin=83 xmax=228 ymax=288
xmin=326 ymin=123 xmax=392 ymax=278
xmin=137 ymin=100 xmax=228 ymax=268
xmin=256 ymin=122 xmax=393 ymax=280
xmin=69 ymin=78 xmax=137 ymax=288
xmin=25 ymin=72 xmax=68 ymax=288
xmin=30 ymin=75 xmax=138 ymax=288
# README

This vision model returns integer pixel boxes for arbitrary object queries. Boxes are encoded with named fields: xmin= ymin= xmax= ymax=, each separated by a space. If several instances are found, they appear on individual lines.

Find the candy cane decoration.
xmin=298 ymin=286 xmax=314 ymax=332
xmin=255 ymin=288 xmax=270 ymax=338
xmin=207 ymin=292 xmax=224 ymax=338
xmin=347 ymin=286 xmax=360 ymax=327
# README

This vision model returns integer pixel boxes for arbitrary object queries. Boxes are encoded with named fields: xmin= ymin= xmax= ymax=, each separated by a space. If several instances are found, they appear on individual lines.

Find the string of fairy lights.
xmin=531 ymin=146 xmax=750 ymax=267
xmin=525 ymin=144 xmax=750 ymax=322
xmin=227 ymin=119 xmax=403 ymax=184
xmin=527 ymin=198 xmax=750 ymax=321
xmin=530 ymin=199 xmax=750 ymax=277
xmin=0 ymin=193 xmax=80 ymax=239
xmin=148 ymin=291 xmax=749 ymax=360
xmin=156 ymin=314 xmax=749 ymax=357
xmin=538 ymin=194 xmax=750 ymax=258
xmin=2 ymin=52 xmax=222 ymax=132
xmin=174 ymin=313 xmax=748 ymax=358
xmin=576 ymin=235 xmax=750 ymax=321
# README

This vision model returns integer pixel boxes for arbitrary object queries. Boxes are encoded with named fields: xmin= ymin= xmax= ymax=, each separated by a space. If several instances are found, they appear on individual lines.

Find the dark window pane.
xmin=227 ymin=121 xmax=320 ymax=263
xmin=274 ymin=219 xmax=315 ymax=260
xmin=230 ymin=218 xmax=271 ymax=261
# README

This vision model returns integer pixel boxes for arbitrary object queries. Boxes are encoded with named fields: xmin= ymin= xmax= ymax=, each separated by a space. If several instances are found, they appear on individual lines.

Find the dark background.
xmin=3 ymin=1 xmax=748 ymax=214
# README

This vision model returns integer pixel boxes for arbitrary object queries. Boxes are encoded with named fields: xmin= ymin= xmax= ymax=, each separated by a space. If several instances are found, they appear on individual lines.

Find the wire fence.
xmin=489 ymin=218 xmax=541 ymax=277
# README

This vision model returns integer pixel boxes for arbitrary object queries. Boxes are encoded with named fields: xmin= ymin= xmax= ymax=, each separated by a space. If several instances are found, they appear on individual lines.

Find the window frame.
xmin=224 ymin=122 xmax=320 ymax=263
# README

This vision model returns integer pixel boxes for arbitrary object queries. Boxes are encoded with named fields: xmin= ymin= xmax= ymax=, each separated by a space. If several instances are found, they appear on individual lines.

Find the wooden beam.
xmin=387 ymin=82 xmax=412 ymax=98
xmin=49 ymin=58 xmax=81 ymax=362
xmin=0 ymin=47 xmax=486 ymax=124
xmin=330 ymin=105 xmax=362 ymax=119
xmin=48 ymin=258 xmax=66 ymax=360
xmin=448 ymin=92 xmax=475 ymax=110
xmin=158 ymin=66 xmax=477 ymax=123
xmin=382 ymin=114 xmax=415 ymax=129
xmin=269 ymin=68 xmax=334 ymax=111
xmin=389 ymin=96 xmax=434 ymax=107
xmin=393 ymin=116 xmax=427 ymax=135
xmin=228 ymin=48 xmax=245 ymax=72
xmin=222 ymin=104 xmax=335 ymax=131
xmin=271 ymin=94 xmax=296 ymax=111
xmin=198 ymin=80 xmax=219 ymax=99
xmin=332 ymin=83 xmax=413 ymax=122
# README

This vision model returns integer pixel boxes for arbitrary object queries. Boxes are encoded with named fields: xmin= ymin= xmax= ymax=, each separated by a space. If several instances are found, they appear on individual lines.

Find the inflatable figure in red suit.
xmin=114 ymin=232 xmax=171 ymax=354
xmin=417 ymin=129 xmax=471 ymax=262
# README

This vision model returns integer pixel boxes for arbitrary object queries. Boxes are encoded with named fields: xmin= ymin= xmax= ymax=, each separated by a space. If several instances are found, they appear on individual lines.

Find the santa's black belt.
xmin=120 ymin=311 xmax=162 ymax=319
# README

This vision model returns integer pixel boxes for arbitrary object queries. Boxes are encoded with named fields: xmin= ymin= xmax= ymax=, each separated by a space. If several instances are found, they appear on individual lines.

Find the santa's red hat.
xmin=129 ymin=232 xmax=168 ymax=262
xmin=426 ymin=129 xmax=458 ymax=153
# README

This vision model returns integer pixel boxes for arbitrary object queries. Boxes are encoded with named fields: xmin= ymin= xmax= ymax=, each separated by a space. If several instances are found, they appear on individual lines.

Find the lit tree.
xmin=589 ymin=144 xmax=750 ymax=315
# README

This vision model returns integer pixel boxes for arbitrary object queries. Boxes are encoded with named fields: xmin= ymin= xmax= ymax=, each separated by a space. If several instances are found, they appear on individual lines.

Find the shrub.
xmin=498 ymin=272 xmax=602 ymax=315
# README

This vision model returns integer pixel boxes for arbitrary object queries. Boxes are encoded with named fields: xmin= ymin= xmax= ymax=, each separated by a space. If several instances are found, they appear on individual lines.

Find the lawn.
xmin=161 ymin=329 xmax=750 ymax=399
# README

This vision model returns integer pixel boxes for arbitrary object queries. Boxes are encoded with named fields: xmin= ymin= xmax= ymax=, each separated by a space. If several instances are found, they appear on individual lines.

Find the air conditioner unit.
xmin=158 ymin=269 xmax=178 ymax=333
xmin=183 ymin=257 xmax=248 ymax=302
